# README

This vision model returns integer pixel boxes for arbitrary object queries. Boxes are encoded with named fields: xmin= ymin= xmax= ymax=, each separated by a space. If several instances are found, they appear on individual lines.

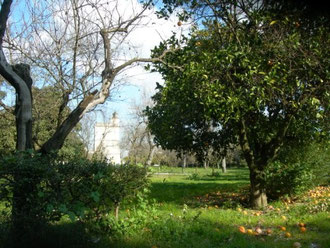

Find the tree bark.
xmin=238 ymin=118 xmax=268 ymax=208
xmin=249 ymin=166 xmax=267 ymax=208
xmin=12 ymin=64 xmax=33 ymax=150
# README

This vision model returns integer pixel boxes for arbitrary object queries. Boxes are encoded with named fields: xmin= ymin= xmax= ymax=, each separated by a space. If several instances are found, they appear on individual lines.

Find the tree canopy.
xmin=147 ymin=0 xmax=329 ymax=207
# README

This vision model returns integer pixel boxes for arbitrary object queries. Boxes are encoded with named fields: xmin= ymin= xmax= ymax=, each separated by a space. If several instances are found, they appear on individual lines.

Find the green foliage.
xmin=0 ymin=151 xmax=149 ymax=238
xmin=187 ymin=173 xmax=201 ymax=181
xmin=147 ymin=1 xmax=329 ymax=207
xmin=89 ymin=191 xmax=157 ymax=238
xmin=265 ymin=161 xmax=314 ymax=200
xmin=0 ymin=109 xmax=16 ymax=155
xmin=265 ymin=142 xmax=330 ymax=199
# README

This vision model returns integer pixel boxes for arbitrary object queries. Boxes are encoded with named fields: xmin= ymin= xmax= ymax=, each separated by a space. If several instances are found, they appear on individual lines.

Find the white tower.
xmin=94 ymin=112 xmax=121 ymax=164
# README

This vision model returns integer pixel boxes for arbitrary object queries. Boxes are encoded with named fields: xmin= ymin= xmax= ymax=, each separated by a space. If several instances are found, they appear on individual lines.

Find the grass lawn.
xmin=109 ymin=167 xmax=330 ymax=248
xmin=1 ymin=167 xmax=329 ymax=248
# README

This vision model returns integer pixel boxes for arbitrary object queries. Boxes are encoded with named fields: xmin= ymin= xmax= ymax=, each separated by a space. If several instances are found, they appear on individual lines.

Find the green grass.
xmin=108 ymin=167 xmax=330 ymax=248
xmin=1 ymin=167 xmax=329 ymax=248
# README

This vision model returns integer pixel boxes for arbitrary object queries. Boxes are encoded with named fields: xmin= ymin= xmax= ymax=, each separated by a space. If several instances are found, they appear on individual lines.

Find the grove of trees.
xmin=0 ymin=0 xmax=329 ymax=245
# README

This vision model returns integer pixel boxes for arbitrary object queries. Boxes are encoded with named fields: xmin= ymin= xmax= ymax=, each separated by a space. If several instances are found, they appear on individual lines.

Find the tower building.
xmin=94 ymin=112 xmax=121 ymax=164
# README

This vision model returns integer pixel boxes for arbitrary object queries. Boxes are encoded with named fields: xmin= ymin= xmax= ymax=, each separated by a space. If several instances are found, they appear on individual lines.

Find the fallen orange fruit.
xmin=266 ymin=228 xmax=272 ymax=235
xmin=300 ymin=227 xmax=307 ymax=232
xmin=247 ymin=229 xmax=253 ymax=235
xmin=285 ymin=232 xmax=292 ymax=238
xmin=279 ymin=226 xmax=286 ymax=231
xmin=298 ymin=222 xmax=306 ymax=227
xmin=238 ymin=226 xmax=246 ymax=233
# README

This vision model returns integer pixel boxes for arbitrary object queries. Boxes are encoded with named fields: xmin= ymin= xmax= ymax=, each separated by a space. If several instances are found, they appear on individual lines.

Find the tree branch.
xmin=0 ymin=0 xmax=12 ymax=46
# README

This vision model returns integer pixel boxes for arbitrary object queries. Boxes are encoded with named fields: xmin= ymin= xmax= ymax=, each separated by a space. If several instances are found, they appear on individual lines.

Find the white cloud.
xmin=114 ymin=3 xmax=191 ymax=95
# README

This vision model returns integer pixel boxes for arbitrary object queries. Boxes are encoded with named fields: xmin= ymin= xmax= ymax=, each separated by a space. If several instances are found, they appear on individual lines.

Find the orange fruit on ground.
xmin=298 ymin=222 xmax=306 ymax=227
xmin=238 ymin=226 xmax=246 ymax=233
xmin=285 ymin=232 xmax=292 ymax=238
xmin=247 ymin=229 xmax=253 ymax=235
xmin=300 ymin=227 xmax=307 ymax=232
xmin=279 ymin=226 xmax=286 ymax=231
xmin=177 ymin=21 xmax=182 ymax=26
xmin=266 ymin=228 xmax=272 ymax=234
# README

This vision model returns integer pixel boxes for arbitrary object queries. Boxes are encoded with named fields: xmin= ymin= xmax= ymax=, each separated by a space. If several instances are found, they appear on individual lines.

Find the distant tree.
xmin=121 ymin=90 xmax=158 ymax=166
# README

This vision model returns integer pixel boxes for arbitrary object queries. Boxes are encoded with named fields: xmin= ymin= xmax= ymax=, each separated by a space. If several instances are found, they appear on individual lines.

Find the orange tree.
xmin=147 ymin=1 xmax=329 ymax=208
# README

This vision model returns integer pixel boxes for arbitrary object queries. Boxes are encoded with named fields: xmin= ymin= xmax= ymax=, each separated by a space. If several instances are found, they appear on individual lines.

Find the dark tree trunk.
xmin=238 ymin=118 xmax=268 ymax=209
xmin=12 ymin=64 xmax=33 ymax=150
xmin=249 ymin=166 xmax=267 ymax=208
xmin=10 ymin=64 xmax=37 ymax=241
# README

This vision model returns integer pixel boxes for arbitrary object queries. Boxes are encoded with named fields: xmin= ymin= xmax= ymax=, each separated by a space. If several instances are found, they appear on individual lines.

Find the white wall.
xmin=94 ymin=113 xmax=121 ymax=164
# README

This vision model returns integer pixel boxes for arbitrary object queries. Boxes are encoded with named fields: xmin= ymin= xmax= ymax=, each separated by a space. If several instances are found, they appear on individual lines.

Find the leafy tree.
xmin=147 ymin=1 xmax=329 ymax=208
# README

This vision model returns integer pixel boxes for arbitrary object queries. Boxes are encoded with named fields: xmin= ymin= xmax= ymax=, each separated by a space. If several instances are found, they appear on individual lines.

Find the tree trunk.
xmin=217 ymin=159 xmax=220 ymax=170
xmin=40 ymin=90 xmax=97 ymax=154
xmin=181 ymin=152 xmax=187 ymax=173
xmin=249 ymin=167 xmax=267 ymax=208
xmin=146 ymin=145 xmax=156 ymax=167
xmin=221 ymin=157 xmax=226 ymax=173
xmin=5 ymin=64 xmax=38 ymax=242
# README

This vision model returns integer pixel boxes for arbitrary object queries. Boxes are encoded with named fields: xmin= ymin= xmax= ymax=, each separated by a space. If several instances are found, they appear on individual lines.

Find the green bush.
xmin=265 ymin=160 xmax=313 ymax=199
xmin=0 ymin=151 xmax=149 ymax=240
xmin=265 ymin=142 xmax=329 ymax=200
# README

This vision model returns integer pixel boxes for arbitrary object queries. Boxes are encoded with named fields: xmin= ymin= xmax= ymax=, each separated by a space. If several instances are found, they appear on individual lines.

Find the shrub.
xmin=0 ymin=151 xmax=149 ymax=240
xmin=265 ymin=142 xmax=329 ymax=200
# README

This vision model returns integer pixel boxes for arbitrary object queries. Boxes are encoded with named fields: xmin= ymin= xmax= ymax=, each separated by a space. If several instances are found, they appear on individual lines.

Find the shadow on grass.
xmin=194 ymin=174 xmax=250 ymax=182
xmin=0 ymin=221 xmax=111 ymax=248
xmin=149 ymin=181 xmax=249 ymax=206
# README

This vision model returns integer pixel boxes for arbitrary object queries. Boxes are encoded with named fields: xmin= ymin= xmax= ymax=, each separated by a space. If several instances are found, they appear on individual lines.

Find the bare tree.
xmin=0 ymin=0 xmax=175 ymax=154
xmin=121 ymin=89 xmax=157 ymax=166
